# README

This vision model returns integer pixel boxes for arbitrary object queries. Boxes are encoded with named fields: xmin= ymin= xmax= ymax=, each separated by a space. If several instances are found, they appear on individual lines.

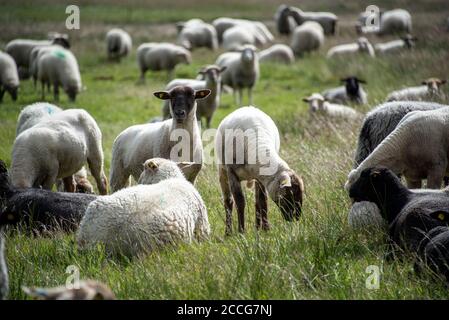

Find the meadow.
xmin=1 ymin=0 xmax=449 ymax=299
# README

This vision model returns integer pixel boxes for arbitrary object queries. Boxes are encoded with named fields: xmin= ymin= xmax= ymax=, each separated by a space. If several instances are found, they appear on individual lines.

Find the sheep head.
xmin=341 ymin=76 xmax=366 ymax=99
xmin=303 ymin=93 xmax=326 ymax=112
xmin=422 ymin=78 xmax=447 ymax=95
xmin=198 ymin=65 xmax=227 ymax=83
xmin=154 ymin=86 xmax=211 ymax=124
xmin=138 ymin=158 xmax=187 ymax=185
xmin=268 ymin=170 xmax=304 ymax=221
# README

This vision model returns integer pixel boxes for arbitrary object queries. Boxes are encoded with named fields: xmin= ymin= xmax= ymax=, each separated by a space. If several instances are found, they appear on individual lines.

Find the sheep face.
xmin=422 ymin=78 xmax=446 ymax=96
xmin=198 ymin=65 xmax=227 ymax=84
xmin=154 ymin=86 xmax=211 ymax=124
xmin=341 ymin=77 xmax=366 ymax=99
xmin=270 ymin=170 xmax=304 ymax=221
xmin=402 ymin=35 xmax=417 ymax=49
xmin=52 ymin=36 xmax=70 ymax=49
xmin=241 ymin=47 xmax=257 ymax=64
xmin=303 ymin=93 xmax=325 ymax=113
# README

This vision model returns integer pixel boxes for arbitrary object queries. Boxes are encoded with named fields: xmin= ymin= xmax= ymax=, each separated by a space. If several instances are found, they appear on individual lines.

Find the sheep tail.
xmin=0 ymin=160 xmax=12 ymax=199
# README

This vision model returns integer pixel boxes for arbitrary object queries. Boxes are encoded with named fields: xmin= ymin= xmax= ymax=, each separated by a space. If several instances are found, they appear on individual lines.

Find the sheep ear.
xmin=441 ymin=79 xmax=447 ymax=85
xmin=340 ymin=78 xmax=348 ymax=82
xmin=176 ymin=23 xmax=185 ymax=33
xmin=280 ymin=175 xmax=292 ymax=188
xmin=219 ymin=66 xmax=227 ymax=73
xmin=145 ymin=160 xmax=159 ymax=170
xmin=195 ymin=89 xmax=211 ymax=100
xmin=154 ymin=91 xmax=170 ymax=100
xmin=302 ymin=98 xmax=309 ymax=103
xmin=357 ymin=79 xmax=367 ymax=84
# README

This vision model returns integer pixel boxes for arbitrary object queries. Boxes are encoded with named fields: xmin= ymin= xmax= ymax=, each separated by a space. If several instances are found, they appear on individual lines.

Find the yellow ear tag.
xmin=438 ymin=213 xmax=445 ymax=221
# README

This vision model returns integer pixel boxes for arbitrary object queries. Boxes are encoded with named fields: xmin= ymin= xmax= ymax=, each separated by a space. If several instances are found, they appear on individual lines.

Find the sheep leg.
xmin=88 ymin=159 xmax=108 ymax=195
xmin=405 ymin=177 xmax=421 ymax=189
xmin=62 ymin=176 xmax=76 ymax=193
xmin=40 ymin=82 xmax=46 ymax=100
xmin=255 ymin=181 xmax=269 ymax=231
xmin=426 ymin=167 xmax=446 ymax=189
xmin=138 ymin=71 xmax=146 ymax=84
xmin=227 ymin=168 xmax=245 ymax=233
xmin=41 ymin=171 xmax=58 ymax=190
xmin=53 ymin=84 xmax=59 ymax=102
xmin=0 ymin=87 xmax=4 ymax=102
xmin=219 ymin=167 xmax=234 ymax=235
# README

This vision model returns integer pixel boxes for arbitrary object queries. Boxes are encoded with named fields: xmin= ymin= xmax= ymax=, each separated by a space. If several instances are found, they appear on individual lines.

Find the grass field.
xmin=1 ymin=0 xmax=449 ymax=299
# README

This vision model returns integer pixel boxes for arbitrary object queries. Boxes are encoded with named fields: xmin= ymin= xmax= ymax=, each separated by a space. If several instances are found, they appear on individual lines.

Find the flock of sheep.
xmin=0 ymin=4 xmax=449 ymax=300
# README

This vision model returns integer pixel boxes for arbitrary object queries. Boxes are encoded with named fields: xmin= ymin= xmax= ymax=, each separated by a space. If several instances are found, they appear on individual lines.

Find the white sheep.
xmin=109 ymin=86 xmax=209 ymax=191
xmin=176 ymin=19 xmax=218 ymax=50
xmin=345 ymin=106 xmax=449 ymax=190
xmin=302 ymin=93 xmax=362 ymax=119
xmin=5 ymin=35 xmax=70 ymax=79
xmin=136 ymin=42 xmax=191 ymax=82
xmin=289 ymin=6 xmax=338 ymax=35
xmin=11 ymin=109 xmax=108 ymax=195
xmin=222 ymin=26 xmax=256 ymax=51
xmin=37 ymin=47 xmax=82 ymax=101
xmin=322 ymin=77 xmax=368 ymax=105
xmin=357 ymin=9 xmax=412 ymax=36
xmin=212 ymin=17 xmax=273 ymax=46
xmin=106 ymin=28 xmax=132 ymax=61
xmin=374 ymin=34 xmax=417 ymax=54
xmin=258 ymin=44 xmax=295 ymax=65
xmin=215 ymin=106 xmax=304 ymax=234
xmin=386 ymin=78 xmax=447 ymax=102
xmin=216 ymin=45 xmax=259 ymax=106
xmin=290 ymin=21 xmax=324 ymax=56
xmin=78 ymin=158 xmax=210 ymax=257
xmin=0 ymin=51 xmax=19 ymax=103
xmin=348 ymin=201 xmax=385 ymax=230
xmin=162 ymin=65 xmax=226 ymax=128
xmin=327 ymin=37 xmax=375 ymax=58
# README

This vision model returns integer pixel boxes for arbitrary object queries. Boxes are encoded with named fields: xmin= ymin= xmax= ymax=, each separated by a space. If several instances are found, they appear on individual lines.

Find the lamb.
xmin=176 ymin=19 xmax=218 ymax=50
xmin=0 ymin=51 xmax=19 ymax=103
xmin=274 ymin=4 xmax=296 ymax=35
xmin=374 ymin=34 xmax=417 ymax=54
xmin=216 ymin=45 xmax=259 ymax=106
xmin=327 ymin=37 xmax=375 ymax=58
xmin=0 ymin=160 xmax=98 ymax=233
xmin=215 ymin=106 xmax=304 ymax=234
xmin=386 ymin=78 xmax=447 ymax=102
xmin=346 ymin=106 xmax=449 ymax=190
xmin=109 ymin=86 xmax=209 ymax=191
xmin=11 ymin=109 xmax=108 ymax=195
xmin=5 ymin=34 xmax=70 ymax=79
xmin=302 ymin=93 xmax=362 ymax=119
xmin=288 ymin=6 xmax=338 ymax=35
xmin=222 ymin=26 xmax=257 ymax=51
xmin=290 ymin=21 xmax=324 ymax=56
xmin=37 ymin=47 xmax=82 ymax=101
xmin=258 ymin=44 xmax=295 ymax=65
xmin=78 ymin=158 xmax=210 ymax=257
xmin=162 ymin=65 xmax=226 ymax=128
xmin=347 ymin=167 xmax=449 ymax=253
xmin=322 ymin=77 xmax=368 ymax=105
xmin=15 ymin=102 xmax=94 ymax=194
xmin=353 ymin=101 xmax=446 ymax=167
xmin=136 ymin=42 xmax=191 ymax=82
xmin=357 ymin=9 xmax=412 ymax=36
xmin=212 ymin=17 xmax=273 ymax=45
xmin=106 ymin=28 xmax=132 ymax=61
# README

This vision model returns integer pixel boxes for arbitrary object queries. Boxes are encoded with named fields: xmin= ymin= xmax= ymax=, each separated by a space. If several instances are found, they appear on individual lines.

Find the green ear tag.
xmin=438 ymin=213 xmax=445 ymax=221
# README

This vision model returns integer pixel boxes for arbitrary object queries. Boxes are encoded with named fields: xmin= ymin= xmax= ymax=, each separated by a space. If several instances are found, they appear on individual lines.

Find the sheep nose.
xmin=174 ymin=110 xmax=186 ymax=118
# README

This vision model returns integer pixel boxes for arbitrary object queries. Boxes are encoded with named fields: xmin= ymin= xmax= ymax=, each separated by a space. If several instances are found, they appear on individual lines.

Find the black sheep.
xmin=348 ymin=167 xmax=449 ymax=252
xmin=0 ymin=160 xmax=98 ymax=233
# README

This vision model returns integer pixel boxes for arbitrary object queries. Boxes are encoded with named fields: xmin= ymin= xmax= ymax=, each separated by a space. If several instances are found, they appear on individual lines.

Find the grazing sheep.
xmin=15 ymin=103 xmax=94 ymax=194
xmin=5 ymin=35 xmax=70 ymax=79
xmin=347 ymin=167 xmax=449 ymax=253
xmin=346 ymin=106 xmax=449 ymax=190
xmin=176 ymin=19 xmax=218 ymax=50
xmin=23 ymin=280 xmax=116 ymax=300
xmin=386 ymin=78 xmax=447 ymax=102
xmin=78 ymin=158 xmax=210 ymax=257
xmin=110 ymin=86 xmax=209 ymax=191
xmin=37 ymin=47 xmax=82 ymax=101
xmin=348 ymin=201 xmax=385 ymax=230
xmin=222 ymin=26 xmax=257 ymax=51
xmin=162 ymin=65 xmax=226 ymax=128
xmin=274 ymin=4 xmax=296 ymax=35
xmin=353 ymin=101 xmax=446 ymax=167
xmin=0 ymin=160 xmax=98 ymax=232
xmin=327 ymin=37 xmax=375 ymax=58
xmin=258 ymin=44 xmax=295 ymax=64
xmin=416 ymin=226 xmax=449 ymax=283
xmin=357 ymin=9 xmax=412 ymax=36
xmin=290 ymin=21 xmax=324 ymax=56
xmin=302 ymin=93 xmax=362 ymax=119
xmin=0 ymin=225 xmax=7 ymax=300
xmin=288 ymin=6 xmax=338 ymax=35
xmin=322 ymin=77 xmax=368 ymax=105
xmin=106 ymin=28 xmax=132 ymax=61
xmin=375 ymin=34 xmax=417 ymax=54
xmin=212 ymin=17 xmax=273 ymax=45
xmin=11 ymin=109 xmax=108 ymax=195
xmin=0 ymin=51 xmax=19 ymax=103
xmin=215 ymin=106 xmax=304 ymax=234
xmin=216 ymin=45 xmax=259 ymax=106
xmin=137 ymin=42 xmax=191 ymax=82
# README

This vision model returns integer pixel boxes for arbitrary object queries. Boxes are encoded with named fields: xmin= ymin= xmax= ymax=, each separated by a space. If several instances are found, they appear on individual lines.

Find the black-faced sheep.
xmin=322 ymin=77 xmax=368 ymax=105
